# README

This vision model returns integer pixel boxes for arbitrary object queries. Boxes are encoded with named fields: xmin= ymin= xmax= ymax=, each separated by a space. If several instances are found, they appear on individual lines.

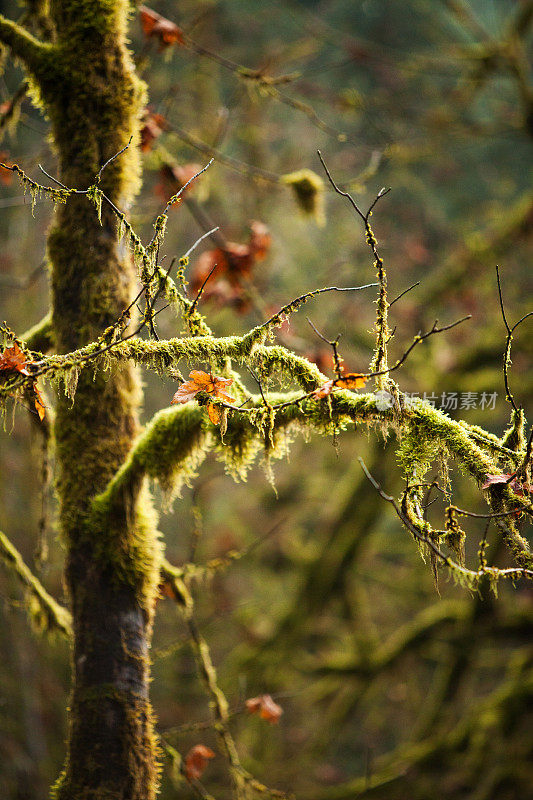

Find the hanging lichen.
xmin=86 ymin=184 xmax=104 ymax=225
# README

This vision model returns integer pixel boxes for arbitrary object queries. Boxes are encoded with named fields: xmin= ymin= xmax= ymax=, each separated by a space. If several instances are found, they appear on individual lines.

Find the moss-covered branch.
xmin=21 ymin=311 xmax=55 ymax=353
xmin=0 ymin=13 xmax=48 ymax=73
xmin=0 ymin=529 xmax=72 ymax=637
xmin=315 ymin=600 xmax=469 ymax=677
xmin=95 ymin=385 xmax=531 ymax=574
xmin=306 ymin=659 xmax=533 ymax=800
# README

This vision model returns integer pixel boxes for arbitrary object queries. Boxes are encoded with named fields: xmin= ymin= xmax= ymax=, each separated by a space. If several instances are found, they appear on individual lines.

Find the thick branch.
xmin=95 ymin=389 xmax=532 ymax=569
xmin=0 ymin=14 xmax=48 ymax=72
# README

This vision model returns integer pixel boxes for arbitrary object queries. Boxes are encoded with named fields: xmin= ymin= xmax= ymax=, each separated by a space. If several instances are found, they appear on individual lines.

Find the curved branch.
xmin=22 ymin=311 xmax=54 ymax=353
xmin=0 ymin=530 xmax=72 ymax=637
xmin=0 ymin=14 xmax=48 ymax=73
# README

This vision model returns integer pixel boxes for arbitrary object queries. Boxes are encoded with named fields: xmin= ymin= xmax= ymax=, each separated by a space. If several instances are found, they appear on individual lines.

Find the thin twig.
xmin=183 ymin=226 xmax=219 ymax=260
xmin=188 ymin=263 xmax=218 ymax=316
xmin=96 ymin=136 xmax=133 ymax=182
xmin=358 ymin=458 xmax=533 ymax=583
xmin=389 ymin=281 xmax=421 ymax=307
xmin=307 ymin=318 xmax=343 ymax=377
xmin=259 ymin=284 xmax=377 ymax=330
xmin=495 ymin=265 xmax=532 ymax=413
xmin=247 ymin=366 xmax=270 ymax=408
xmin=38 ymin=164 xmax=68 ymax=189
xmin=161 ymin=159 xmax=214 ymax=216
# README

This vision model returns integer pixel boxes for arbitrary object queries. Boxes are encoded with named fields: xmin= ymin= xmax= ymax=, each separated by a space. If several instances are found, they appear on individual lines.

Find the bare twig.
xmin=259 ymin=283 xmax=377 ymax=330
xmin=37 ymin=164 xmax=68 ymax=189
xmin=357 ymin=458 xmax=533 ymax=583
xmin=307 ymin=318 xmax=343 ymax=377
xmin=496 ymin=265 xmax=533 ymax=413
xmin=317 ymin=151 xmax=391 ymax=384
xmin=96 ymin=136 xmax=132 ymax=182
xmin=161 ymin=159 xmax=214 ymax=215
xmin=389 ymin=281 xmax=421 ymax=307
xmin=188 ymin=263 xmax=218 ymax=316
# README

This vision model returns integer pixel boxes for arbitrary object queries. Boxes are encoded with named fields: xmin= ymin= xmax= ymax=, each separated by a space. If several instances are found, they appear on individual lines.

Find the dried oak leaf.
xmin=139 ymin=5 xmax=185 ymax=49
xmin=245 ymin=694 xmax=283 ymax=723
xmin=184 ymin=744 xmax=215 ymax=782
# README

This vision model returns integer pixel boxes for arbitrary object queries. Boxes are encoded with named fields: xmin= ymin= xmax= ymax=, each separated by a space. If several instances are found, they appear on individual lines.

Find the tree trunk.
xmin=36 ymin=3 xmax=160 ymax=797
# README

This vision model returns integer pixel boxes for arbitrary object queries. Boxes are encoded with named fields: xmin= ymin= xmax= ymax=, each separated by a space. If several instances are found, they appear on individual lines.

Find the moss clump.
xmin=281 ymin=168 xmax=325 ymax=225
xmin=501 ymin=408 xmax=526 ymax=452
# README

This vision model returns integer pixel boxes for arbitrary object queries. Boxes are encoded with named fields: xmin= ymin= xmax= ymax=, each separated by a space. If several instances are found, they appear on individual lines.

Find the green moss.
xmin=281 ymin=168 xmax=325 ymax=225
xmin=501 ymin=408 xmax=526 ymax=452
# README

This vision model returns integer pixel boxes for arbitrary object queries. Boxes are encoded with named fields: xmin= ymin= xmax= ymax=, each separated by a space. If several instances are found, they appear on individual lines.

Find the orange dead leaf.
xmin=0 ymin=343 xmax=46 ymax=421
xmin=0 ymin=152 xmax=13 ymax=186
xmin=190 ymin=222 xmax=271 ymax=309
xmin=140 ymin=110 xmax=168 ymax=152
xmin=336 ymin=373 xmax=367 ymax=390
xmin=184 ymin=744 xmax=215 ymax=782
xmin=312 ymin=370 xmax=366 ymax=399
xmin=171 ymin=371 xmax=235 ymax=412
xmin=0 ymin=342 xmax=30 ymax=375
xmin=33 ymin=385 xmax=46 ymax=421
xmin=207 ymin=402 xmax=221 ymax=426
xmin=311 ymin=379 xmax=335 ymax=399
xmin=246 ymin=694 xmax=283 ymax=724
xmin=139 ymin=6 xmax=185 ymax=50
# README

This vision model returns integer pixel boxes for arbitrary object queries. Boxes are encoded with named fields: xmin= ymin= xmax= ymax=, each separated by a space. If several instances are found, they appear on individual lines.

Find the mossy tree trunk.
xmin=3 ymin=2 xmax=160 ymax=797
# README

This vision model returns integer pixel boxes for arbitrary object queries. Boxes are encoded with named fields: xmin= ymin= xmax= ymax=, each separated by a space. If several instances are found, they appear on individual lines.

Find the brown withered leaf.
xmin=336 ymin=373 xmax=367 ymax=390
xmin=312 ymin=372 xmax=366 ymax=399
xmin=184 ymin=744 xmax=215 ymax=782
xmin=140 ymin=110 xmax=168 ymax=152
xmin=190 ymin=222 xmax=271 ymax=309
xmin=192 ymin=243 xmax=254 ymax=291
xmin=0 ymin=152 xmax=13 ymax=186
xmin=0 ymin=342 xmax=30 ymax=375
xmin=246 ymin=694 xmax=283 ymax=723
xmin=248 ymin=220 xmax=272 ymax=261
xmin=33 ymin=385 xmax=46 ymax=421
xmin=139 ymin=6 xmax=185 ymax=50
xmin=171 ymin=371 xmax=235 ymax=426
xmin=1 ymin=343 xmax=46 ymax=421
xmin=482 ymin=473 xmax=532 ymax=496
xmin=206 ymin=402 xmax=221 ymax=426
xmin=245 ymin=694 xmax=283 ymax=723
xmin=311 ymin=379 xmax=335 ymax=399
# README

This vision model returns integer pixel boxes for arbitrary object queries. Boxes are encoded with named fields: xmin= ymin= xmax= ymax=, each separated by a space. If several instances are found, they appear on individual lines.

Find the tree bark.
xmin=29 ymin=2 xmax=160 ymax=797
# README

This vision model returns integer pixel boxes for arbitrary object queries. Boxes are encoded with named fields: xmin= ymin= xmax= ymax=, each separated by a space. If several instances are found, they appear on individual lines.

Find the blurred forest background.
xmin=0 ymin=0 xmax=532 ymax=798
